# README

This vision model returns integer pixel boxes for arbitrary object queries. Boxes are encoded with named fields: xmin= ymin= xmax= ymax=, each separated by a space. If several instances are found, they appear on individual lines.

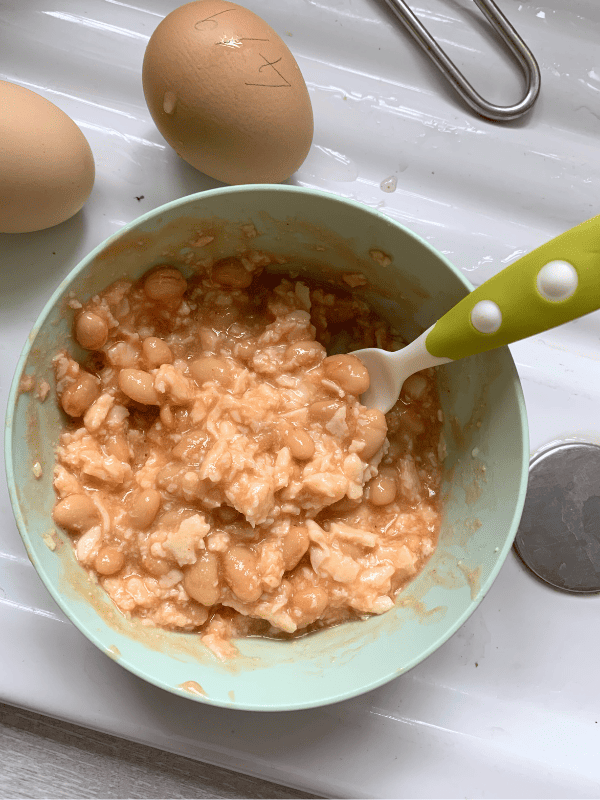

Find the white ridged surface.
xmin=2 ymin=1 xmax=600 ymax=796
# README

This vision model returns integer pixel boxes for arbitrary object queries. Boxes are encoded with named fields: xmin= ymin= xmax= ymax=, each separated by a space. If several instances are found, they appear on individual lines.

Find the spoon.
xmin=354 ymin=215 xmax=600 ymax=412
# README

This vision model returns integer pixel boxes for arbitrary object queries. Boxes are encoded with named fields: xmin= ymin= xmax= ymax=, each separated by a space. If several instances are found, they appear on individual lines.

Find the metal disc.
xmin=514 ymin=442 xmax=600 ymax=593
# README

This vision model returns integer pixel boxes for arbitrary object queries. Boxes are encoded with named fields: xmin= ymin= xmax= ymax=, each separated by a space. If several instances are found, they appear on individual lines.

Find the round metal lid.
xmin=514 ymin=442 xmax=600 ymax=593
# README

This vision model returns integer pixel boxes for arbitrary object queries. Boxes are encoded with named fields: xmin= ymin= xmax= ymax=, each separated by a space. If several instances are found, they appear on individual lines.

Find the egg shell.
xmin=0 ymin=81 xmax=95 ymax=234
xmin=142 ymin=0 xmax=313 ymax=185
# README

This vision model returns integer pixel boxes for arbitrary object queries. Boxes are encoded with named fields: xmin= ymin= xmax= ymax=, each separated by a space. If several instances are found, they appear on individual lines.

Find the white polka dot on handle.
xmin=471 ymin=300 xmax=502 ymax=334
xmin=536 ymin=260 xmax=578 ymax=302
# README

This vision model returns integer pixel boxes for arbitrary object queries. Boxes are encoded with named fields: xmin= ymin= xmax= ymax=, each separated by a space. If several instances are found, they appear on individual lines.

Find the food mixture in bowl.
xmin=51 ymin=252 xmax=444 ymax=658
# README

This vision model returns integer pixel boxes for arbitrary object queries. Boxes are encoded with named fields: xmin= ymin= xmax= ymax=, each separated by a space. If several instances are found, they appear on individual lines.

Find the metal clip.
xmin=382 ymin=0 xmax=541 ymax=122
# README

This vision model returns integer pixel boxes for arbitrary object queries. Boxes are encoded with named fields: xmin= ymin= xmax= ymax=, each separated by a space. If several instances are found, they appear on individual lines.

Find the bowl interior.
xmin=5 ymin=186 xmax=528 ymax=711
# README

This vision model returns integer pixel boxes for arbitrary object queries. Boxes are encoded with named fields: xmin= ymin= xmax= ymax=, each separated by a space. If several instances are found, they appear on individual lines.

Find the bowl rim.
xmin=4 ymin=183 xmax=530 ymax=711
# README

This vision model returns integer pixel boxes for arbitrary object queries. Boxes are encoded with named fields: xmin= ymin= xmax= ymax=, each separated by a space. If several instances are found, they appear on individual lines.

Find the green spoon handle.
xmin=425 ymin=215 xmax=600 ymax=361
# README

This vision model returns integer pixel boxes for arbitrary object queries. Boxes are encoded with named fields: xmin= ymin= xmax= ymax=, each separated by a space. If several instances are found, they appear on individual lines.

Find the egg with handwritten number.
xmin=142 ymin=0 xmax=313 ymax=185
xmin=0 ymin=80 xmax=95 ymax=234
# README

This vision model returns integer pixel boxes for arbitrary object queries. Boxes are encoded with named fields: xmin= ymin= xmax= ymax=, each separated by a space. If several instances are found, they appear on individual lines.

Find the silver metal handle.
xmin=382 ymin=0 xmax=541 ymax=122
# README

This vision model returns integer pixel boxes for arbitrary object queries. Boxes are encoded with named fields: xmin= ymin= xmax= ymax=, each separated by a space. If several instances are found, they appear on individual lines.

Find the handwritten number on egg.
xmin=194 ymin=6 xmax=291 ymax=88
xmin=194 ymin=7 xmax=235 ymax=30
xmin=246 ymin=55 xmax=291 ymax=88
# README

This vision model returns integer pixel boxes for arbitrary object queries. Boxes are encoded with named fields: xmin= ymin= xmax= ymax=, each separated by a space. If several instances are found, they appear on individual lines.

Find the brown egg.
xmin=142 ymin=0 xmax=313 ymax=185
xmin=0 ymin=81 xmax=95 ymax=234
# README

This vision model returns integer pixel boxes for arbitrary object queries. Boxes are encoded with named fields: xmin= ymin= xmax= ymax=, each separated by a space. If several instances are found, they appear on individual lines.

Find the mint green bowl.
xmin=5 ymin=185 xmax=528 ymax=711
